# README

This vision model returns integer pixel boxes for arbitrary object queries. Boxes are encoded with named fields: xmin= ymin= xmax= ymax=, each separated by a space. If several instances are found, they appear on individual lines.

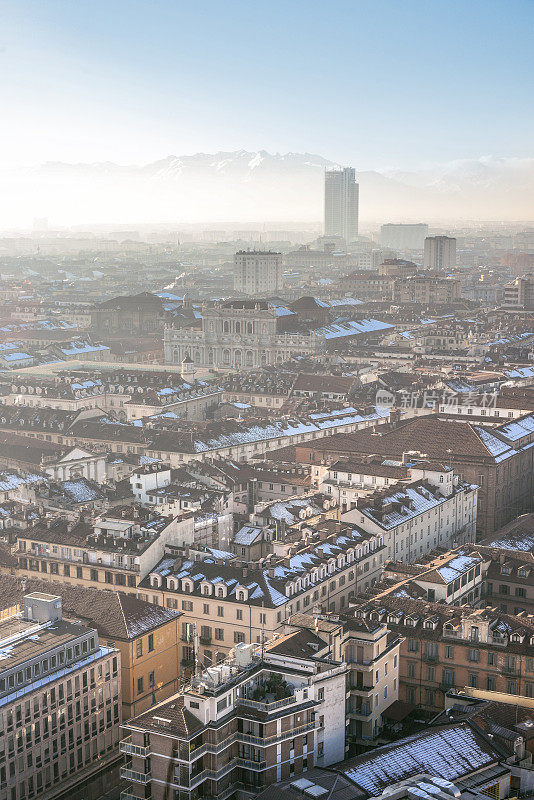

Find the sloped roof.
xmin=342 ymin=723 xmax=500 ymax=795
xmin=0 ymin=575 xmax=180 ymax=639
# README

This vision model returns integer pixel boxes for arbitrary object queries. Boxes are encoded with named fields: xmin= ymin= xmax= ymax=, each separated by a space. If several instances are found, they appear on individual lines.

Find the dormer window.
xmin=518 ymin=567 xmax=529 ymax=578
xmin=500 ymin=565 xmax=511 ymax=575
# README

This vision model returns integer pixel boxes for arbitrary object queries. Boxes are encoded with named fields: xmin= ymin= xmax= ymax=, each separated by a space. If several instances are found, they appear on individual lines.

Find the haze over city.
xmin=1 ymin=0 xmax=533 ymax=226
xmin=0 ymin=8 xmax=534 ymax=800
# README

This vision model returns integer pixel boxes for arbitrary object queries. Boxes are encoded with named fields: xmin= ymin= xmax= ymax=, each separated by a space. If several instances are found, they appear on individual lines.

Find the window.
xmin=215 ymin=628 xmax=224 ymax=641
xmin=234 ymin=632 xmax=245 ymax=644
xmin=442 ymin=669 xmax=455 ymax=686
xmin=318 ymin=688 xmax=324 ymax=701
xmin=148 ymin=671 xmax=155 ymax=688
xmin=137 ymin=677 xmax=144 ymax=694
xmin=136 ymin=640 xmax=143 ymax=658
xmin=148 ymin=634 xmax=154 ymax=652
xmin=445 ymin=645 xmax=454 ymax=659
xmin=487 ymin=676 xmax=496 ymax=691
xmin=236 ymin=609 xmax=243 ymax=621
xmin=217 ymin=606 xmax=224 ymax=617
xmin=407 ymin=639 xmax=419 ymax=653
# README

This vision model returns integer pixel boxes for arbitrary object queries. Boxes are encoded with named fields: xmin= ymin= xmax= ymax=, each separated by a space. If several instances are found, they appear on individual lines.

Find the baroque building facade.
xmin=164 ymin=301 xmax=317 ymax=368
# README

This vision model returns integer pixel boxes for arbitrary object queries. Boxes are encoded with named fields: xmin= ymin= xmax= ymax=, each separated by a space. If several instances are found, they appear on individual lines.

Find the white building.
xmin=234 ymin=250 xmax=283 ymax=294
xmin=424 ymin=235 xmax=457 ymax=270
xmin=324 ymin=167 xmax=359 ymax=243
xmin=341 ymin=468 xmax=478 ymax=562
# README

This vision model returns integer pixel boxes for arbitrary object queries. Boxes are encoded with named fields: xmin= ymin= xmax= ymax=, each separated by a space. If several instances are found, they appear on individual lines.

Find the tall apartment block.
xmin=380 ymin=223 xmax=428 ymax=250
xmin=324 ymin=167 xmax=359 ymax=243
xmin=0 ymin=592 xmax=121 ymax=800
xmin=503 ymin=274 xmax=534 ymax=311
xmin=233 ymin=251 xmax=283 ymax=295
xmin=120 ymin=634 xmax=347 ymax=800
xmin=423 ymin=235 xmax=457 ymax=270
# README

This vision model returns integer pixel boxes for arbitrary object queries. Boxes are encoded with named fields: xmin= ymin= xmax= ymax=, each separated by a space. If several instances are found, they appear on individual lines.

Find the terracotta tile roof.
xmin=0 ymin=574 xmax=180 ymax=639
xmin=127 ymin=693 xmax=204 ymax=738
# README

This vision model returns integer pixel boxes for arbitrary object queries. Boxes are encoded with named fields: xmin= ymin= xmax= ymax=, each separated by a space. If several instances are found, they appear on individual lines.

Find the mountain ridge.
xmin=2 ymin=150 xmax=533 ymax=225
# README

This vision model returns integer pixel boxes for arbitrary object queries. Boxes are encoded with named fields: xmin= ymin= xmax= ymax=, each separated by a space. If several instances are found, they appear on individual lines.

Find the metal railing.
xmin=188 ymin=720 xmax=318 ymax=761
xmin=120 ymin=789 xmax=150 ymax=800
xmin=348 ymin=705 xmax=372 ymax=719
xmin=119 ymin=736 xmax=150 ymax=757
xmin=120 ymin=765 xmax=151 ymax=784
xmin=238 ymin=694 xmax=297 ymax=712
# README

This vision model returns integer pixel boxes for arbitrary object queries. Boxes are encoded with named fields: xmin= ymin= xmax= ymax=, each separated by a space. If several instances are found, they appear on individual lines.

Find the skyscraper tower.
xmin=324 ymin=167 xmax=359 ymax=243
xmin=424 ymin=235 xmax=457 ymax=270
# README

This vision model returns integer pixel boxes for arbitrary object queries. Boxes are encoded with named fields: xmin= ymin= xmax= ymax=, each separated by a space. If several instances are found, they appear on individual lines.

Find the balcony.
xmin=120 ymin=764 xmax=151 ymax=784
xmin=238 ymin=694 xmax=297 ymax=713
xmin=119 ymin=736 xmax=150 ymax=757
xmin=239 ymin=720 xmax=317 ymax=747
xmin=120 ymin=788 xmax=150 ymax=800
xmin=348 ymin=683 xmax=373 ymax=693
xmin=348 ymin=705 xmax=372 ymax=719
xmin=199 ymin=636 xmax=212 ymax=646
xmin=422 ymin=653 xmax=439 ymax=663
xmin=236 ymin=758 xmax=266 ymax=772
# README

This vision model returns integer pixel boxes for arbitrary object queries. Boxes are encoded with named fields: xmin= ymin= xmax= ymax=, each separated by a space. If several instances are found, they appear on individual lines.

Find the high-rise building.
xmin=0 ymin=592 xmax=121 ymax=800
xmin=423 ymin=235 xmax=457 ymax=270
xmin=233 ymin=250 xmax=283 ymax=294
xmin=503 ymin=274 xmax=534 ymax=310
xmin=324 ymin=167 xmax=359 ymax=243
xmin=380 ymin=223 xmax=428 ymax=250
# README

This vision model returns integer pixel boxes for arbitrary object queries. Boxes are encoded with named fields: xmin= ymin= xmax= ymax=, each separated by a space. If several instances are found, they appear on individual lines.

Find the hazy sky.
xmin=1 ymin=0 xmax=533 ymax=170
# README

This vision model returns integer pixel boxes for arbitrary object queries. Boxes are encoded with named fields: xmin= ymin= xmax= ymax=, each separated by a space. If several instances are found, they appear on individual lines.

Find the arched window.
xmin=223 ymin=321 xmax=229 ymax=333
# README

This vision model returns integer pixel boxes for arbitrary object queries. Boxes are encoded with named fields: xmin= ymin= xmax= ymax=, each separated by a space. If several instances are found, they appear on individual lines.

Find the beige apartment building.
xmin=138 ymin=524 xmax=387 ymax=669
xmin=14 ymin=511 xmax=194 ymax=593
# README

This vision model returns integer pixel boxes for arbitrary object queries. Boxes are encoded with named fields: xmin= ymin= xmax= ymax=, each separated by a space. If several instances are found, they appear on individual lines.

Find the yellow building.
xmin=0 ymin=574 xmax=182 ymax=720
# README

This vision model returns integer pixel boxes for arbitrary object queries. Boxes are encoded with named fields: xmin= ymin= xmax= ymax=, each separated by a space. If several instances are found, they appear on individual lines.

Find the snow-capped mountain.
xmin=2 ymin=151 xmax=533 ymax=226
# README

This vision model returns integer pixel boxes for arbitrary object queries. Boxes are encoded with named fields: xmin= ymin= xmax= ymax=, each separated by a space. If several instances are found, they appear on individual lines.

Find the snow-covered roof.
xmin=343 ymin=724 xmax=498 ymax=793
xmin=313 ymin=318 xmax=394 ymax=340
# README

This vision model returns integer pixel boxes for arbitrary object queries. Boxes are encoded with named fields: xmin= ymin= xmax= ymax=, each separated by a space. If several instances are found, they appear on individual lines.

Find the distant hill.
xmin=2 ymin=150 xmax=533 ymax=226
